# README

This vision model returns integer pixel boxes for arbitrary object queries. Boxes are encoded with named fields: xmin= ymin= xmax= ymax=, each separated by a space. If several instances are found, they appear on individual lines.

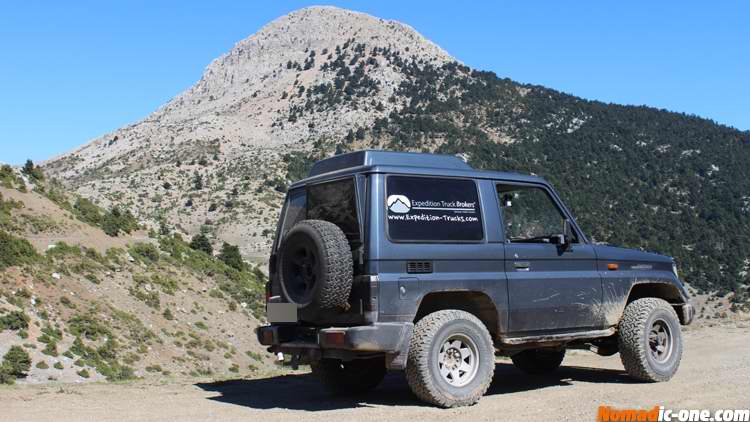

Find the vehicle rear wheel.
xmin=618 ymin=298 xmax=683 ymax=382
xmin=277 ymin=220 xmax=352 ymax=310
xmin=311 ymin=356 xmax=386 ymax=395
xmin=405 ymin=310 xmax=494 ymax=408
xmin=511 ymin=348 xmax=565 ymax=375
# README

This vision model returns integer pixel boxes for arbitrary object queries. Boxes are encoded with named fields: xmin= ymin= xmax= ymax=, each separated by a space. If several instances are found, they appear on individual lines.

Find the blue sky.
xmin=1 ymin=1 xmax=748 ymax=165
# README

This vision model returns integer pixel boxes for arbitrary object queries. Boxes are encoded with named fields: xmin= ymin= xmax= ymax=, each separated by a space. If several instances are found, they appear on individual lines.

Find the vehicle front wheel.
xmin=311 ymin=356 xmax=386 ymax=395
xmin=511 ymin=348 xmax=565 ymax=375
xmin=406 ymin=310 xmax=495 ymax=408
xmin=618 ymin=298 xmax=683 ymax=382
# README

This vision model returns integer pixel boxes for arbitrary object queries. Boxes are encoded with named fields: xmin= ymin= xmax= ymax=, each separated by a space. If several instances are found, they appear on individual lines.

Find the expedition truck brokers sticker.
xmin=386 ymin=176 xmax=483 ymax=242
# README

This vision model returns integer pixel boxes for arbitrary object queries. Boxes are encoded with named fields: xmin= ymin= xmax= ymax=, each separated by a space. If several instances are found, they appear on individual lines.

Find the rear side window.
xmin=307 ymin=178 xmax=359 ymax=242
xmin=278 ymin=188 xmax=306 ymax=242
xmin=386 ymin=176 xmax=483 ymax=242
xmin=276 ymin=178 xmax=360 ymax=248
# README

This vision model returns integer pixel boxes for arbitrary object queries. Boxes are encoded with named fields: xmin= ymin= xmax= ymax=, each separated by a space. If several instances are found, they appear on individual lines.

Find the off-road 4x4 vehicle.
xmin=257 ymin=151 xmax=694 ymax=407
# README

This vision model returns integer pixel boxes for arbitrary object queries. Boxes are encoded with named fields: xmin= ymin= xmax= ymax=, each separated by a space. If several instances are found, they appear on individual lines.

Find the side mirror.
xmin=552 ymin=220 xmax=574 ymax=250
xmin=561 ymin=219 xmax=574 ymax=250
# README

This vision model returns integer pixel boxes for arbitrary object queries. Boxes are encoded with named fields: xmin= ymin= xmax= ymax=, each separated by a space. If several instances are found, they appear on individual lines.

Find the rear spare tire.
xmin=278 ymin=219 xmax=353 ymax=310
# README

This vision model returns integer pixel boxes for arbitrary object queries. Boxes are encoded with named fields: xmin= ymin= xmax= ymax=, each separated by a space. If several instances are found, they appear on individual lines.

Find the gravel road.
xmin=2 ymin=325 xmax=748 ymax=422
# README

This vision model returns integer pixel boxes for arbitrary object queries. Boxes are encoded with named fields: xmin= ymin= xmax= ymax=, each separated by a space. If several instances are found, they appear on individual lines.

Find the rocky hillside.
xmin=43 ymin=6 xmax=750 ymax=303
xmin=0 ymin=167 xmax=272 ymax=384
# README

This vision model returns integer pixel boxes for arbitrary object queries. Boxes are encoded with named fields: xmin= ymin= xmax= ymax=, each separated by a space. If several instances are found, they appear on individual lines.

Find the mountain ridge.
xmin=41 ymin=6 xmax=750 ymax=301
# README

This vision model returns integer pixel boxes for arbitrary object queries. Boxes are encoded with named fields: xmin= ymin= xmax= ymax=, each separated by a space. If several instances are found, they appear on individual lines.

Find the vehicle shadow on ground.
xmin=195 ymin=362 xmax=638 ymax=411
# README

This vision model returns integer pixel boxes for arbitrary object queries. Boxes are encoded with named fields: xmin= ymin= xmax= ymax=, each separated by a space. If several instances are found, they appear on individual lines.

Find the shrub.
xmin=0 ymin=230 xmax=38 ymax=270
xmin=218 ymin=242 xmax=244 ymax=271
xmin=158 ymin=234 xmax=265 ymax=317
xmin=192 ymin=172 xmax=204 ymax=190
xmin=129 ymin=286 xmax=160 ymax=309
xmin=0 ymin=345 xmax=31 ymax=384
xmin=145 ymin=365 xmax=162 ymax=373
xmin=77 ymin=369 xmax=90 ymax=378
xmin=149 ymin=274 xmax=178 ymax=294
xmin=39 ymin=324 xmax=62 ymax=343
xmin=36 ymin=361 xmax=49 ymax=369
xmin=0 ymin=310 xmax=29 ymax=331
xmin=245 ymin=350 xmax=263 ymax=361
xmin=101 ymin=207 xmax=138 ymax=237
xmin=68 ymin=314 xmax=111 ymax=341
xmin=73 ymin=197 xmax=103 ymax=226
xmin=46 ymin=241 xmax=82 ymax=257
xmin=60 ymin=296 xmax=77 ymax=309
xmin=53 ymin=362 xmax=64 ymax=370
xmin=0 ymin=165 xmax=23 ymax=188
xmin=69 ymin=336 xmax=134 ymax=382
xmin=130 ymin=243 xmax=160 ymax=263
xmin=162 ymin=308 xmax=174 ymax=320
xmin=189 ymin=234 xmax=213 ymax=255
xmin=194 ymin=321 xmax=207 ymax=330
xmin=1 ymin=192 xmax=23 ymax=230
xmin=41 ymin=341 xmax=58 ymax=357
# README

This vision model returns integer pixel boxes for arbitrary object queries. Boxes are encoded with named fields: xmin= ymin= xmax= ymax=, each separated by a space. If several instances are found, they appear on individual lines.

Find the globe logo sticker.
xmin=387 ymin=195 xmax=411 ymax=213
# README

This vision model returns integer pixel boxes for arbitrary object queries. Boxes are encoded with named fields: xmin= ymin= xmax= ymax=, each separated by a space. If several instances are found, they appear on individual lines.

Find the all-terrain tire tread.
xmin=618 ymin=297 xmax=682 ymax=382
xmin=405 ymin=310 xmax=494 ymax=408
xmin=290 ymin=220 xmax=353 ymax=309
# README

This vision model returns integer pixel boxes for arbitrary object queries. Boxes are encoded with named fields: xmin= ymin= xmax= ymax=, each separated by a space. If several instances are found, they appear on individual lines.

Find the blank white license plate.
xmin=267 ymin=303 xmax=297 ymax=323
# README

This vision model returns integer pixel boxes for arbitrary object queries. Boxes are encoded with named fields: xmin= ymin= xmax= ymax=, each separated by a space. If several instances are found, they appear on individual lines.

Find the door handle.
xmin=514 ymin=261 xmax=531 ymax=271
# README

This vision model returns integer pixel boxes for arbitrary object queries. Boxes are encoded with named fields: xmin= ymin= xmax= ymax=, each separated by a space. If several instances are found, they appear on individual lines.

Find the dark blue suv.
xmin=257 ymin=150 xmax=694 ymax=407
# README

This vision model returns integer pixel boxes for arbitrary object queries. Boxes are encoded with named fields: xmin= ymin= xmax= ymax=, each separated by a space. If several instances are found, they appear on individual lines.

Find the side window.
xmin=276 ymin=178 xmax=361 ymax=249
xmin=307 ymin=178 xmax=360 ymax=244
xmin=497 ymin=185 xmax=575 ymax=243
xmin=278 ymin=188 xmax=306 ymax=244
xmin=387 ymin=176 xmax=483 ymax=242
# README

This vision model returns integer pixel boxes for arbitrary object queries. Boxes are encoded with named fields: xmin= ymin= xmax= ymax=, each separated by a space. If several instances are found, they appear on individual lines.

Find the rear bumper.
xmin=679 ymin=303 xmax=695 ymax=325
xmin=256 ymin=322 xmax=412 ymax=353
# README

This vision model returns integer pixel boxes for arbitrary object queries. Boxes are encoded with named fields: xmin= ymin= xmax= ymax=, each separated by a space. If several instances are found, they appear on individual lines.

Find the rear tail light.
xmin=260 ymin=329 xmax=275 ymax=345
xmin=323 ymin=331 xmax=346 ymax=347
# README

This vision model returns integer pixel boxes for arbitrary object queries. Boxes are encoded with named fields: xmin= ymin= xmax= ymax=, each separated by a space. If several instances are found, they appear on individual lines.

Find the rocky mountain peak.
xmin=43 ymin=7 xmax=459 ymax=258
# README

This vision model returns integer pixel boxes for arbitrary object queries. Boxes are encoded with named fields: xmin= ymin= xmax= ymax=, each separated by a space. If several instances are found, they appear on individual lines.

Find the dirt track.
xmin=2 ymin=325 xmax=748 ymax=422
